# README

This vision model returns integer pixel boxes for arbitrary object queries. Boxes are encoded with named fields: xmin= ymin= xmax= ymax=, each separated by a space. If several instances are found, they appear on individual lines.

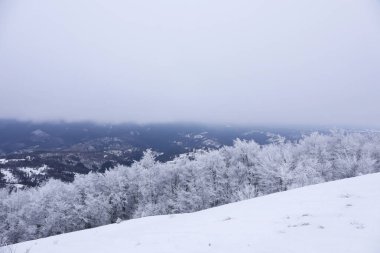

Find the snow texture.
xmin=6 ymin=173 xmax=380 ymax=253
xmin=18 ymin=165 xmax=48 ymax=176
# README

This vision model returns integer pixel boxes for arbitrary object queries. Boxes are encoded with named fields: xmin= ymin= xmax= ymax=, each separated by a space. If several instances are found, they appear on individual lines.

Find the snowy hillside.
xmin=6 ymin=173 xmax=380 ymax=253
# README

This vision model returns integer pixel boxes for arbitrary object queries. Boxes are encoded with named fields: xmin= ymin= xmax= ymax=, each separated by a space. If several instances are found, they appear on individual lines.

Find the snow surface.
xmin=1 ymin=170 xmax=17 ymax=183
xmin=18 ymin=165 xmax=48 ymax=176
xmin=7 ymin=173 xmax=380 ymax=253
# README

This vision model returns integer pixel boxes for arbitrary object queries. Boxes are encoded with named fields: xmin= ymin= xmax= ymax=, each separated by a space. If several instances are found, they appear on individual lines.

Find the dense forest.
xmin=1 ymin=130 xmax=379 ymax=245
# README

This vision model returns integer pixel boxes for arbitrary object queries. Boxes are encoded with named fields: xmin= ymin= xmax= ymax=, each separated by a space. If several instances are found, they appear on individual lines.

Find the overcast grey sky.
xmin=0 ymin=0 xmax=379 ymax=126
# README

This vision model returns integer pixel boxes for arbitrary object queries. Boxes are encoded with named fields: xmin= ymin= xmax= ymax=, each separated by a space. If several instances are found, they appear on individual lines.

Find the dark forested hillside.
xmin=0 ymin=120 xmax=321 ymax=189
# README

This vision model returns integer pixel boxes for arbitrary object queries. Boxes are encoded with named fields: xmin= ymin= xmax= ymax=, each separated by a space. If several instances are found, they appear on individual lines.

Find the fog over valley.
xmin=1 ymin=1 xmax=380 ymax=252
xmin=0 ymin=0 xmax=380 ymax=126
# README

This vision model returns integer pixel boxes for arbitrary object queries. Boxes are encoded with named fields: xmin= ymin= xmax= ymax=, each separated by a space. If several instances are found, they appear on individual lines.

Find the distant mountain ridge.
xmin=0 ymin=119 xmax=323 ymax=189
xmin=0 ymin=120 xmax=312 ymax=154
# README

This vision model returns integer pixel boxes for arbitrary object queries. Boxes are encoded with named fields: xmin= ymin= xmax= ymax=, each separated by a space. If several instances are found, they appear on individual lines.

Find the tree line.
xmin=1 ymin=130 xmax=380 ymax=244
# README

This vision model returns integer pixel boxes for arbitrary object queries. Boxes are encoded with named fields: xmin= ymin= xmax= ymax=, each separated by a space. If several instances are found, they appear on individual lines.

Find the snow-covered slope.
xmin=8 ymin=173 xmax=380 ymax=253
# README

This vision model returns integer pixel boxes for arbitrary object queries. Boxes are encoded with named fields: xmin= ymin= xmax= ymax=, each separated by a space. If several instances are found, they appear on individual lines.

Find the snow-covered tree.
xmin=1 ymin=131 xmax=380 ymax=244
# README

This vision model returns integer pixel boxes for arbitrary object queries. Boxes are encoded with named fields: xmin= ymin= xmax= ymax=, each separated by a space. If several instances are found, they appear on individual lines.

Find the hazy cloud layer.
xmin=0 ymin=0 xmax=380 ymax=126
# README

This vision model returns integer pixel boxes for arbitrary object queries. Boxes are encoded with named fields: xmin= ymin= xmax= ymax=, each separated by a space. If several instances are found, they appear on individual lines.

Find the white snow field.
xmin=8 ymin=173 xmax=380 ymax=253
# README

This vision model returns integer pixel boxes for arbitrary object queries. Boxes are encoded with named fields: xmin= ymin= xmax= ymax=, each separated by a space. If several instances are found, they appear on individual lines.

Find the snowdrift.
xmin=7 ymin=173 xmax=380 ymax=253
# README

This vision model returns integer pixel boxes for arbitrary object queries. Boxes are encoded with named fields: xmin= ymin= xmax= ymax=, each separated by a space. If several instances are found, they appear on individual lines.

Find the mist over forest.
xmin=1 ymin=0 xmax=380 ymax=251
